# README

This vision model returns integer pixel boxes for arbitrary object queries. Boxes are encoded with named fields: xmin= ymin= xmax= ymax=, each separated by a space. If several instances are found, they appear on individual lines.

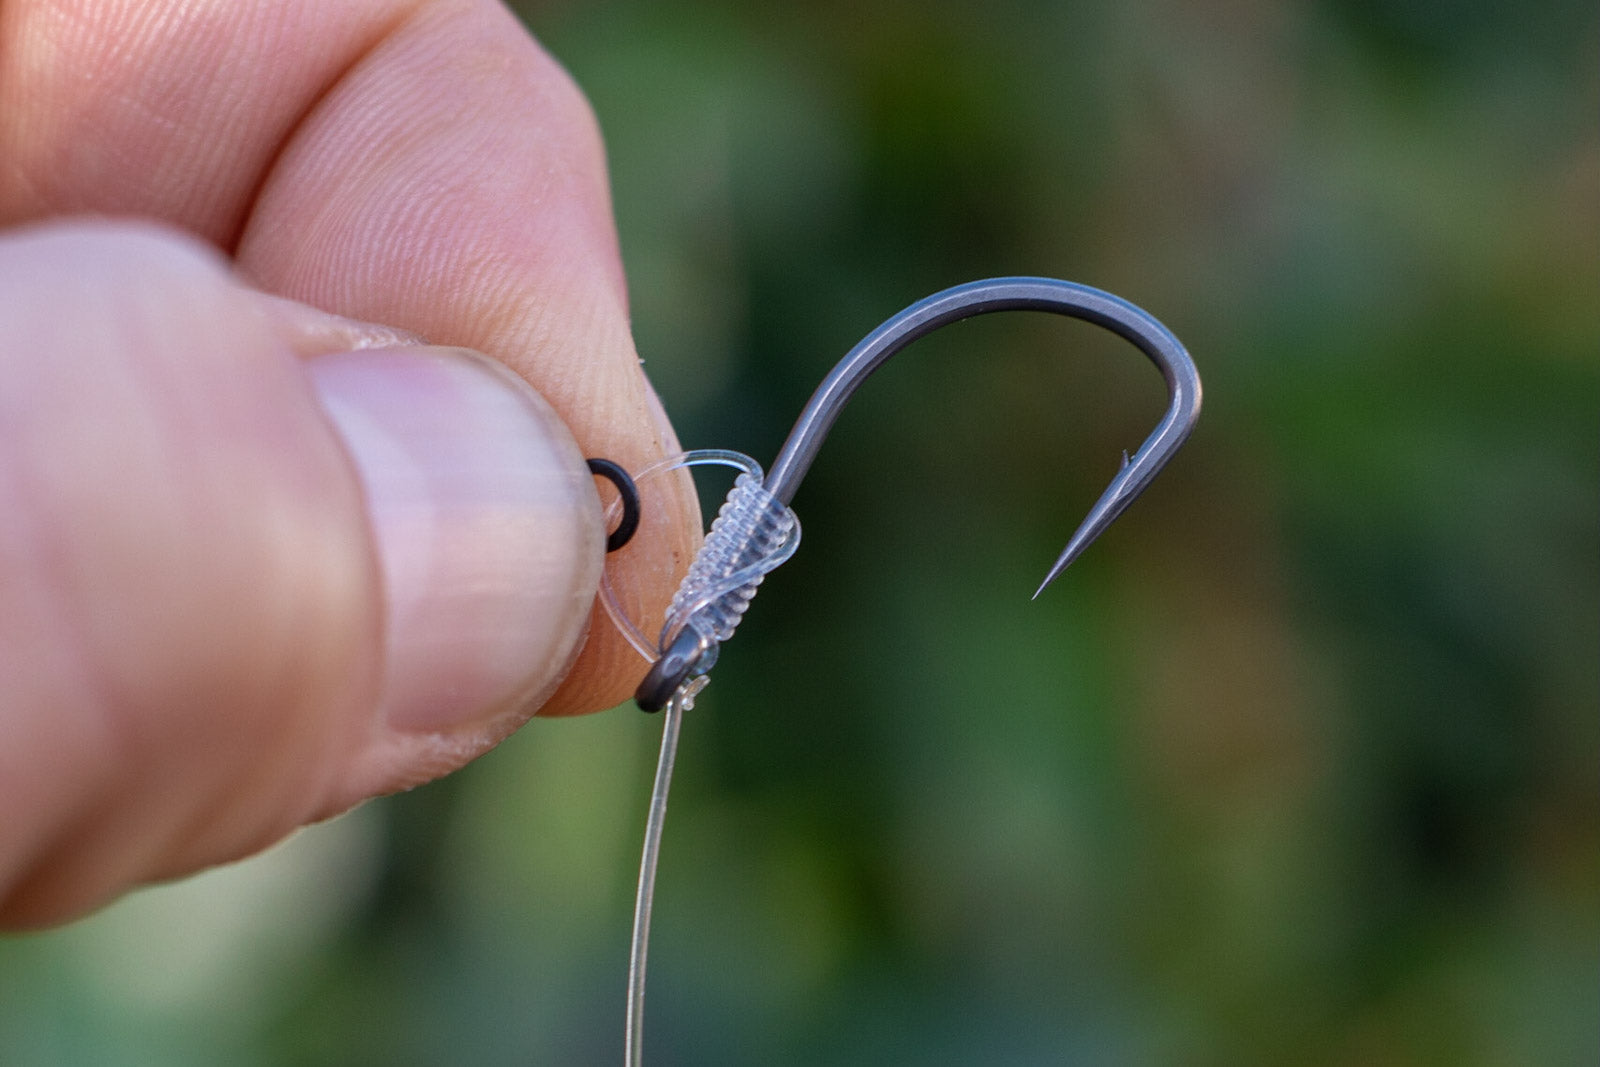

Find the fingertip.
xmin=530 ymin=366 xmax=703 ymax=717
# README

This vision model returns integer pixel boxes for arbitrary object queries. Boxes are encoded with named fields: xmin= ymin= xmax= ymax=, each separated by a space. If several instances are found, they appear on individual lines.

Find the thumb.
xmin=0 ymin=221 xmax=604 ymax=927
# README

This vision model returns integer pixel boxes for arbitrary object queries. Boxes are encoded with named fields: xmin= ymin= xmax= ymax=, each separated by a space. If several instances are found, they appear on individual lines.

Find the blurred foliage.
xmin=4 ymin=0 xmax=1596 ymax=1063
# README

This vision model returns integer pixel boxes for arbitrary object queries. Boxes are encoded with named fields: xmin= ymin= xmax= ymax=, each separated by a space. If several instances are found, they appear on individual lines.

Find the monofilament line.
xmin=625 ymin=686 xmax=686 ymax=1067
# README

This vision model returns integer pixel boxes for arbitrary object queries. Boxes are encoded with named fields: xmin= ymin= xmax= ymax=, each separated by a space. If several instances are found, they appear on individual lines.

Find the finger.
xmin=0 ymin=0 xmax=700 ymax=713
xmin=0 ymin=221 xmax=603 ymax=926
xmin=237 ymin=1 xmax=700 ymax=713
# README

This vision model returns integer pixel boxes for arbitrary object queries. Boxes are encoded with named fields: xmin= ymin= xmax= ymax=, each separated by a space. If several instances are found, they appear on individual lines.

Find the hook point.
xmin=1032 ymin=526 xmax=1094 ymax=599
xmin=1032 ymin=465 xmax=1141 ymax=598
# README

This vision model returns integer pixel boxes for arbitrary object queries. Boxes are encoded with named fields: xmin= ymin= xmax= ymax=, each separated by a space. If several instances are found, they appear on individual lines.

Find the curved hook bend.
xmin=764 ymin=276 xmax=1202 ymax=596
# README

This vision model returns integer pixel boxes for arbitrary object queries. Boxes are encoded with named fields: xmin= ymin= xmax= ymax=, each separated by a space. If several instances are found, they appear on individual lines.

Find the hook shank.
xmin=762 ymin=277 xmax=1201 ymax=595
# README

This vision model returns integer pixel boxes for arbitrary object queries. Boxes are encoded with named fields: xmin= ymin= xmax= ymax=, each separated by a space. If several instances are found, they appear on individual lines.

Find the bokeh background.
xmin=3 ymin=0 xmax=1595 ymax=1063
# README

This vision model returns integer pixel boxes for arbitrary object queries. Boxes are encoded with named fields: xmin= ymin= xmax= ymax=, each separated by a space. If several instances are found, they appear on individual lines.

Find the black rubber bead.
xmin=586 ymin=457 xmax=641 ymax=553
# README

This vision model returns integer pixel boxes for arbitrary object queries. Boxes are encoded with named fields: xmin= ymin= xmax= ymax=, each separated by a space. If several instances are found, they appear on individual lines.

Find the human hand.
xmin=0 ymin=0 xmax=700 ymax=926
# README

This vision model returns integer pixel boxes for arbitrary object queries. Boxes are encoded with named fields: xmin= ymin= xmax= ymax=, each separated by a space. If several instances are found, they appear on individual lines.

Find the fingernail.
xmin=309 ymin=347 xmax=605 ymax=733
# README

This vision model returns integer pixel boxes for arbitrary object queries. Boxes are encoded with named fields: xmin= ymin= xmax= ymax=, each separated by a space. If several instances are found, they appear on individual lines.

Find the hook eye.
xmin=587 ymin=457 xmax=641 ymax=553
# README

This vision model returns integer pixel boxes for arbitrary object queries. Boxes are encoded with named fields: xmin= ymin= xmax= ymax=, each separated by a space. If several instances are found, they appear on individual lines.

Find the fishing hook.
xmin=634 ymin=276 xmax=1202 ymax=711
xmin=618 ymin=276 xmax=1202 ymax=1065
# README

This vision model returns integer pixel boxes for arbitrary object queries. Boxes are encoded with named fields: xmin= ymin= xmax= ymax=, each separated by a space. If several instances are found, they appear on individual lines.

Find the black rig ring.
xmin=586 ymin=458 xmax=641 ymax=553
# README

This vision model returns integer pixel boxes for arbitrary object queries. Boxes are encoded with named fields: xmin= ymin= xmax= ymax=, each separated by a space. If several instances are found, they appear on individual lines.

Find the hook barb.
xmin=764 ymin=277 xmax=1202 ymax=594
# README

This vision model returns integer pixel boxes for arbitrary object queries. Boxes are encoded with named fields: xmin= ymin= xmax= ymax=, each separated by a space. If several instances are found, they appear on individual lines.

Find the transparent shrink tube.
xmin=658 ymin=471 xmax=799 ymax=681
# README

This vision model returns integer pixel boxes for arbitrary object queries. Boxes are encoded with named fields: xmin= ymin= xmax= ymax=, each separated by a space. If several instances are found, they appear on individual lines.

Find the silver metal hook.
xmin=764 ymin=276 xmax=1203 ymax=594
xmin=634 ymin=276 xmax=1201 ymax=710
xmin=623 ymin=278 xmax=1203 ymax=1063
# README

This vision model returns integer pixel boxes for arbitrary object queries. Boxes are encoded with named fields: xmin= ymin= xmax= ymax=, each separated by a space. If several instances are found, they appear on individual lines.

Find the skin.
xmin=0 ymin=0 xmax=702 ymax=926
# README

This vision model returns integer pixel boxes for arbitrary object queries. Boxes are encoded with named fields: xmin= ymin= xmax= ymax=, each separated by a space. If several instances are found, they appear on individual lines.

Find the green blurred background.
xmin=3 ymin=0 xmax=1595 ymax=1063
